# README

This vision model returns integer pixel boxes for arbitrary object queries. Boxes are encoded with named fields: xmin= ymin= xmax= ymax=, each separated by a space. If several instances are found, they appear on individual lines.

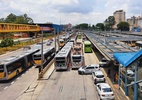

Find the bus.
xmin=84 ymin=41 xmax=92 ymax=53
xmin=71 ymin=41 xmax=84 ymax=69
xmin=54 ymin=44 xmax=72 ymax=70
xmin=78 ymin=33 xmax=81 ymax=39
xmin=33 ymin=47 xmax=55 ymax=68
xmin=59 ymin=38 xmax=65 ymax=47
xmin=0 ymin=49 xmax=39 ymax=81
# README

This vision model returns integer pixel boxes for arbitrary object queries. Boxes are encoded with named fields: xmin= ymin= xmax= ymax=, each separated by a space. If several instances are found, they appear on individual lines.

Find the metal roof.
xmin=113 ymin=50 xmax=142 ymax=67
xmin=85 ymin=32 xmax=139 ymax=60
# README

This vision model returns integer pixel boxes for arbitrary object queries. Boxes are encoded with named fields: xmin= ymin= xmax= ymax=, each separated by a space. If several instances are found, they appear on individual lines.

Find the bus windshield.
xmin=72 ymin=56 xmax=81 ymax=62
xmin=0 ymin=65 xmax=4 ymax=72
xmin=85 ymin=45 xmax=91 ymax=47
xmin=56 ymin=61 xmax=65 ymax=67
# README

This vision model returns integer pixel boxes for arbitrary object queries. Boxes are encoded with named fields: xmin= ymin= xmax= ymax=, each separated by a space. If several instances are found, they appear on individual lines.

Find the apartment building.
xmin=113 ymin=10 xmax=125 ymax=29
xmin=127 ymin=16 xmax=142 ymax=31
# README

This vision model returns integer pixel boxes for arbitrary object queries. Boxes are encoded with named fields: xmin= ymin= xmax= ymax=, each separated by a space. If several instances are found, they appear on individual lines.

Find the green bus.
xmin=78 ymin=34 xmax=81 ymax=39
xmin=84 ymin=41 xmax=92 ymax=53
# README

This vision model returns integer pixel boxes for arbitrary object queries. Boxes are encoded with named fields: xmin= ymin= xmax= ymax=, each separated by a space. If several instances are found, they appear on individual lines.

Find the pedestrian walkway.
xmin=101 ymin=67 xmax=130 ymax=100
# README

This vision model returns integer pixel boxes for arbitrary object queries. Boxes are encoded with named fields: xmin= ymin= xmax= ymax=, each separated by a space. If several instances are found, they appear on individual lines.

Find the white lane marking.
xmin=11 ymin=81 xmax=14 ymax=85
xmin=17 ymin=77 xmax=20 ymax=80
xmin=4 ymin=86 xmax=8 ymax=90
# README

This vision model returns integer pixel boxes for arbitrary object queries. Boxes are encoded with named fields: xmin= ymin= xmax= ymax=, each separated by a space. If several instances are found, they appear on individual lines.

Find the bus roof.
xmin=0 ymin=49 xmax=39 ymax=65
xmin=84 ymin=41 xmax=91 ymax=44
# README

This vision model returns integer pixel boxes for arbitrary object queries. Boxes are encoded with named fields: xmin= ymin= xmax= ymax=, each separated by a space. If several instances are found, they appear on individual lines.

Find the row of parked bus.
xmin=0 ymin=49 xmax=40 ymax=81
xmin=54 ymin=32 xmax=92 ymax=70
xmin=0 ymin=43 xmax=55 ymax=81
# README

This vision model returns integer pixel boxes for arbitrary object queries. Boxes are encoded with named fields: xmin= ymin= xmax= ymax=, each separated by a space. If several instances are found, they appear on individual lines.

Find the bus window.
xmin=0 ymin=65 xmax=4 ymax=72
xmin=33 ymin=55 xmax=41 ymax=60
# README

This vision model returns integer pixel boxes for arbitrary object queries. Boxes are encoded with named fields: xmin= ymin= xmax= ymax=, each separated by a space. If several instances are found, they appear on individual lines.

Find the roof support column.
xmin=118 ymin=64 xmax=121 ymax=87
xmin=125 ymin=68 xmax=128 ymax=96
xmin=134 ymin=61 xmax=138 ymax=100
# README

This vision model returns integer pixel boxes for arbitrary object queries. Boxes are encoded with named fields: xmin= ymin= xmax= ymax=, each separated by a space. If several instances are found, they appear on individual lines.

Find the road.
xmin=0 ymin=49 xmax=104 ymax=100
xmin=19 ymin=52 xmax=102 ymax=100
xmin=0 ymin=38 xmax=56 ymax=93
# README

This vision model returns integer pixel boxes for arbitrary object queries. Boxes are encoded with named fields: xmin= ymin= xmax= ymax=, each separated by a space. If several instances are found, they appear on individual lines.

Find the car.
xmin=47 ymin=41 xmax=51 ymax=46
xmin=92 ymin=70 xmax=105 ymax=84
xmin=78 ymin=64 xmax=100 ymax=75
xmin=99 ymin=58 xmax=109 ymax=67
xmin=96 ymin=83 xmax=115 ymax=100
xmin=127 ymin=69 xmax=134 ymax=81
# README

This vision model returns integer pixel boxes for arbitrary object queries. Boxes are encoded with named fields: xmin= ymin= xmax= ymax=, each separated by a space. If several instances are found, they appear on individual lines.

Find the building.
xmin=127 ymin=16 xmax=142 ymax=31
xmin=113 ymin=10 xmax=125 ymax=29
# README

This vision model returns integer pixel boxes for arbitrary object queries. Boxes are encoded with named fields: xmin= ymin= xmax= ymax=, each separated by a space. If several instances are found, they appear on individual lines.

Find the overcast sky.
xmin=0 ymin=0 xmax=142 ymax=25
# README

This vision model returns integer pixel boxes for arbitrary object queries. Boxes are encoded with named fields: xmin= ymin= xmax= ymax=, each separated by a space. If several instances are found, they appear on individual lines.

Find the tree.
xmin=23 ymin=14 xmax=33 ymax=23
xmin=14 ymin=15 xmax=26 ymax=24
xmin=117 ymin=22 xmax=129 ymax=31
xmin=92 ymin=25 xmax=95 ymax=30
xmin=5 ymin=13 xmax=16 ymax=23
xmin=96 ymin=23 xmax=104 ymax=31
xmin=0 ymin=18 xmax=5 ymax=22
xmin=104 ymin=16 xmax=115 ymax=30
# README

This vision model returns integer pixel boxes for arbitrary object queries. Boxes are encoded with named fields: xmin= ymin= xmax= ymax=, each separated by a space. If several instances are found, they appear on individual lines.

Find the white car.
xmin=78 ymin=64 xmax=100 ymax=75
xmin=127 ymin=69 xmax=134 ymax=81
xmin=99 ymin=57 xmax=109 ymax=67
xmin=92 ymin=70 xmax=105 ymax=84
xmin=96 ymin=83 xmax=115 ymax=100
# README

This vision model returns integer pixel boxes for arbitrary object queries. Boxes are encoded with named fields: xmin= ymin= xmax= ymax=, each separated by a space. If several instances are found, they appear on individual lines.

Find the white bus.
xmin=55 ymin=44 xmax=72 ymax=70
xmin=71 ymin=39 xmax=84 ymax=69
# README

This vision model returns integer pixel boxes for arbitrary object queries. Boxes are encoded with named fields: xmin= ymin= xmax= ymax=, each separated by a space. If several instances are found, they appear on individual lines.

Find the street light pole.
xmin=38 ymin=27 xmax=44 ymax=79
xmin=54 ymin=28 xmax=56 ymax=55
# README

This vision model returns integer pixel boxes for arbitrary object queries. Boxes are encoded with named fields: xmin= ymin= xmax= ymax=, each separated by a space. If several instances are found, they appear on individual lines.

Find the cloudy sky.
xmin=0 ymin=0 xmax=142 ymax=25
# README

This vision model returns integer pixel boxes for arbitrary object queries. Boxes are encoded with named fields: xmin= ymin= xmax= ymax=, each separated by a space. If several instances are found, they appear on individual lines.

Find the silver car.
xmin=92 ymin=70 xmax=105 ymax=84
xmin=78 ymin=64 xmax=100 ymax=75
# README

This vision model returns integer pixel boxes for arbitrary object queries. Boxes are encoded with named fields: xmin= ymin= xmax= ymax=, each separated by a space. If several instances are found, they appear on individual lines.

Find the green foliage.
xmin=0 ymin=13 xmax=33 ymax=24
xmin=0 ymin=38 xmax=14 ymax=47
xmin=96 ymin=23 xmax=105 ymax=31
xmin=74 ymin=23 xmax=96 ymax=30
xmin=5 ymin=13 xmax=16 ymax=23
xmin=117 ymin=22 xmax=129 ymax=31
xmin=104 ymin=16 xmax=115 ymax=30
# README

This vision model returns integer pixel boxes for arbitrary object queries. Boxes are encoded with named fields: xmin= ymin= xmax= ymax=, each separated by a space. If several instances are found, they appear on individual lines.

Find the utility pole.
xmin=38 ymin=27 xmax=44 ymax=79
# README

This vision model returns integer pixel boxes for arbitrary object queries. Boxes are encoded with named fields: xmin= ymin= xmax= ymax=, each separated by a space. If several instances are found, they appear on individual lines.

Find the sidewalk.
xmin=101 ymin=66 xmax=130 ymax=100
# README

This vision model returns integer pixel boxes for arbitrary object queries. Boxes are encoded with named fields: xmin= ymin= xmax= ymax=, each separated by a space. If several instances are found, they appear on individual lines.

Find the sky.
xmin=0 ymin=0 xmax=142 ymax=26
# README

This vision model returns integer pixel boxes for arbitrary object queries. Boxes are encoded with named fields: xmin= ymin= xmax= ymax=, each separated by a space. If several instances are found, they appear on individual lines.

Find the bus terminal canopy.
xmin=52 ymin=24 xmax=63 ymax=33
xmin=113 ymin=49 xmax=142 ymax=67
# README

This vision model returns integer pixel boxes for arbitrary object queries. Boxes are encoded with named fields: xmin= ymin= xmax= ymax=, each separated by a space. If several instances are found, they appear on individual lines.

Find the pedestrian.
xmin=107 ymin=68 xmax=111 ymax=77
xmin=113 ymin=72 xmax=116 ymax=83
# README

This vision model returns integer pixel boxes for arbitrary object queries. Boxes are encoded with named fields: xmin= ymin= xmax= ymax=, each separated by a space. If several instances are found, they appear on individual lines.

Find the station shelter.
xmin=114 ymin=49 xmax=142 ymax=100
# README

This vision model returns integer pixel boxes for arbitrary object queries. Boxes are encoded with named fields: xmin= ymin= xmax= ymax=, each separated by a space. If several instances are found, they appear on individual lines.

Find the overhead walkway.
xmin=0 ymin=23 xmax=40 ymax=33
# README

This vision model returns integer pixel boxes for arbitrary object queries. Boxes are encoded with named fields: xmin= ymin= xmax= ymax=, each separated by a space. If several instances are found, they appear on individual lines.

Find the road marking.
xmin=11 ymin=81 xmax=14 ymax=84
xmin=4 ymin=86 xmax=8 ymax=90
xmin=17 ymin=77 xmax=20 ymax=80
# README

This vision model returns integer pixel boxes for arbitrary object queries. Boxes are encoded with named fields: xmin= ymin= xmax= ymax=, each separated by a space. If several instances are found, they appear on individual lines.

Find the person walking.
xmin=107 ymin=68 xmax=111 ymax=77
xmin=113 ymin=72 xmax=116 ymax=83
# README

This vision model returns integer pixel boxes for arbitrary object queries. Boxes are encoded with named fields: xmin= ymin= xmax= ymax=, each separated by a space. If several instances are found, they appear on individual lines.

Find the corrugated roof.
xmin=113 ymin=49 xmax=142 ymax=67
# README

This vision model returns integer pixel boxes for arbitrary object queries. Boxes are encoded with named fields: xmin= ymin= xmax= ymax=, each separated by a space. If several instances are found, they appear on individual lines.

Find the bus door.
xmin=0 ymin=65 xmax=5 ymax=79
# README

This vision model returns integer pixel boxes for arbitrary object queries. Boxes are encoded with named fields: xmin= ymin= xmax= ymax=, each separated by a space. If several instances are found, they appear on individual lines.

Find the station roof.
xmin=114 ymin=49 xmax=142 ymax=67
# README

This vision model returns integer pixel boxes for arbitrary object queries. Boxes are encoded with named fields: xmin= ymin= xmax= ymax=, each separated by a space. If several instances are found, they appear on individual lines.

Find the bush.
xmin=0 ymin=38 xmax=14 ymax=47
